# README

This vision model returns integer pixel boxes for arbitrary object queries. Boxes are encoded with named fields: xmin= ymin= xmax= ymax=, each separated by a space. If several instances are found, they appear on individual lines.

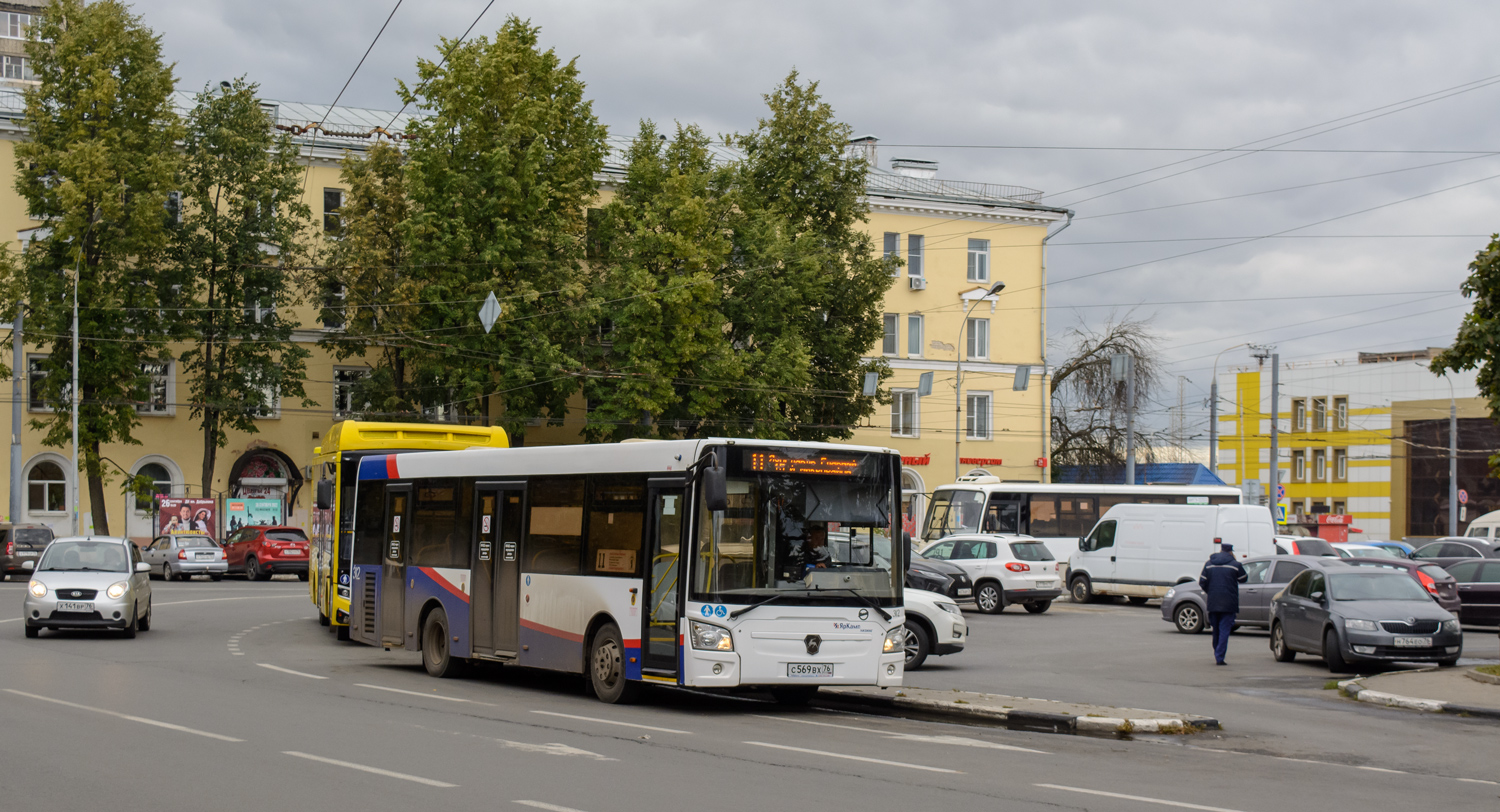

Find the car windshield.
xmin=267 ymin=531 xmax=307 ymax=542
xmin=922 ymin=490 xmax=985 ymax=541
xmin=692 ymin=447 xmax=899 ymax=603
xmin=1327 ymin=572 xmax=1429 ymax=601
xmin=37 ymin=541 xmax=129 ymax=572
xmin=1010 ymin=541 xmax=1053 ymax=561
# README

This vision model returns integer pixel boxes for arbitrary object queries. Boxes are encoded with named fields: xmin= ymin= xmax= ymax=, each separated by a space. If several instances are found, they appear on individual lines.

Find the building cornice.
xmin=874 ymin=356 xmax=1044 ymax=376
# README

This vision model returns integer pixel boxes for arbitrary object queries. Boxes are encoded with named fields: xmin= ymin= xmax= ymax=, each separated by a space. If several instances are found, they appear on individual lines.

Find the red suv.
xmin=222 ymin=525 xmax=310 ymax=581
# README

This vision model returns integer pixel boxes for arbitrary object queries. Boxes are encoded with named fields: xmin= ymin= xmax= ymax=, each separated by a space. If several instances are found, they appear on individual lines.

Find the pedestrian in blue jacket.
xmin=1198 ymin=543 xmax=1248 ymax=665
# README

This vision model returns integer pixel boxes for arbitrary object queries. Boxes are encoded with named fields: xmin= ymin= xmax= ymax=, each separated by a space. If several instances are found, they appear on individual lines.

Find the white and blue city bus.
xmin=347 ymin=438 xmax=907 ymax=703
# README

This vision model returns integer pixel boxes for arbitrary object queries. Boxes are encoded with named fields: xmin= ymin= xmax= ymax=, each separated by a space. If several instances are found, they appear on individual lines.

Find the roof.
xmin=1052 ymin=463 xmax=1229 ymax=487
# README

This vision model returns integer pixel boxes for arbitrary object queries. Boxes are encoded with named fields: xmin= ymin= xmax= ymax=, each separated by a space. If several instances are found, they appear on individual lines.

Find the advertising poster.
xmin=226 ymin=498 xmax=284 ymax=533
xmin=158 ymin=497 xmax=218 ymax=541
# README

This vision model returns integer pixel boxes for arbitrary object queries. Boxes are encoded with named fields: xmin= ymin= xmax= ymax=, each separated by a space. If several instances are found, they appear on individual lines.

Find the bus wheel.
xmin=318 ymin=607 xmax=331 ymax=627
xmin=589 ymin=622 xmax=641 ymax=704
xmin=422 ymin=608 xmax=467 ymax=678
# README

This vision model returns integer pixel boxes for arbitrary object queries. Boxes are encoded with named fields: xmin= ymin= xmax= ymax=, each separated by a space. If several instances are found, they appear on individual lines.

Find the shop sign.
xmin=901 ymin=454 xmax=931 ymax=466
xmin=959 ymin=457 xmax=1003 ymax=466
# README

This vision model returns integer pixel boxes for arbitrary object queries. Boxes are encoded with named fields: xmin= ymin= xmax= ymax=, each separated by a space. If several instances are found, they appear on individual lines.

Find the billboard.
xmin=158 ymin=497 xmax=218 ymax=540
xmin=226 ymin=498 xmax=283 ymax=533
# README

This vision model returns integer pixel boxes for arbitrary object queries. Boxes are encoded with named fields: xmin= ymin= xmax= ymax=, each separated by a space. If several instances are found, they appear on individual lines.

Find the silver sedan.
xmin=142 ymin=534 xmax=226 ymax=581
xmin=22 ymin=537 xmax=153 ymax=638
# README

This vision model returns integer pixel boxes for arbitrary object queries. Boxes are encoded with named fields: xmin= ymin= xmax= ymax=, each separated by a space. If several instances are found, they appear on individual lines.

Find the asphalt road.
xmin=2 ymin=580 xmax=1498 ymax=812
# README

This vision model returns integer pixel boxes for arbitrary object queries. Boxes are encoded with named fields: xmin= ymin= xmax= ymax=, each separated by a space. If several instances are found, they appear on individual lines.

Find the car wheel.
xmin=1024 ymin=600 xmax=1052 ymax=614
xmin=975 ymin=582 xmax=1003 ymax=614
xmin=770 ymin=686 xmax=819 ymax=705
xmin=1174 ymin=603 xmax=1205 ymax=634
xmin=1270 ymin=622 xmax=1295 ymax=662
xmin=1128 ymin=596 xmax=1150 ymax=606
xmin=24 ymin=623 xmax=38 ymax=639
xmin=138 ymin=601 xmax=151 ymax=632
xmin=903 ymin=621 xmax=931 ymax=670
xmin=164 ymin=563 xmax=177 ymax=582
xmin=1070 ymin=575 xmax=1094 ymax=604
xmin=209 ymin=574 xmax=223 ymax=582
xmin=588 ymin=622 xmax=640 ymax=704
xmin=121 ymin=604 xmax=138 ymax=639
xmin=247 ymin=557 xmax=271 ymax=582
xmin=1323 ymin=628 xmax=1350 ymax=673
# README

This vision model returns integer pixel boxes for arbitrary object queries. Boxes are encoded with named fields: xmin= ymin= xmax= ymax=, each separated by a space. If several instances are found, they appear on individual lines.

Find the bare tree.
xmin=1050 ymin=315 xmax=1165 ymax=473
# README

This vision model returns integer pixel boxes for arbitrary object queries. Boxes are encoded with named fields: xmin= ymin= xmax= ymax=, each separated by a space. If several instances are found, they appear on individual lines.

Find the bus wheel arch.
xmin=586 ymin=616 xmax=641 ymax=704
xmin=419 ymin=600 xmax=467 ymax=678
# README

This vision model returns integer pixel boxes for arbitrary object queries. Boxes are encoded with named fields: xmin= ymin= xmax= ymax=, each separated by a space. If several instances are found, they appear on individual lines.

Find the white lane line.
xmin=1457 ymin=778 xmax=1499 ymax=785
xmin=753 ymin=714 xmax=1048 ymax=754
xmin=1357 ymin=765 xmax=1407 ymax=774
xmin=3 ymin=689 xmax=244 ymax=742
xmin=1036 ymin=784 xmax=1248 ymax=812
xmin=282 ymin=751 xmax=456 ymax=787
xmin=257 ymin=663 xmax=328 ymax=680
xmin=357 ymin=683 xmax=473 ymax=703
xmin=515 ymin=801 xmax=591 ymax=812
xmin=153 ymin=596 xmax=304 ymax=607
xmin=742 ymin=741 xmax=960 ymax=774
xmin=531 ymin=710 xmax=692 ymax=735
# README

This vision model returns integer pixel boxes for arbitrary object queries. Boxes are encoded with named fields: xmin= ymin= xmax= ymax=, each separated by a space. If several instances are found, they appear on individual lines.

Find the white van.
xmin=1462 ymin=509 xmax=1500 ymax=542
xmin=1067 ymin=504 xmax=1276 ymax=603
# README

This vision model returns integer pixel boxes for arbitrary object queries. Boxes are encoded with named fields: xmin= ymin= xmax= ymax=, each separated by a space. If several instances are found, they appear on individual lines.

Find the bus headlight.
xmin=883 ymin=626 xmax=905 ymax=653
xmin=337 ymin=586 xmax=350 ymax=599
xmin=689 ymin=621 xmax=733 ymax=651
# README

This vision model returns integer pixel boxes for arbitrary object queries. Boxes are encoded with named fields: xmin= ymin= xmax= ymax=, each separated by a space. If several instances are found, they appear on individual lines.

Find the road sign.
xmin=478 ymin=291 xmax=502 ymax=334
xmin=1277 ymin=484 xmax=1285 ymax=499
xmin=1459 ymin=488 xmax=1469 ymax=505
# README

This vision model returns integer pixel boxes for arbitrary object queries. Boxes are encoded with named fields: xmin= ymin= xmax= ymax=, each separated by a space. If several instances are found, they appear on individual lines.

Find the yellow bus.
xmin=309 ymin=420 xmax=509 ymax=638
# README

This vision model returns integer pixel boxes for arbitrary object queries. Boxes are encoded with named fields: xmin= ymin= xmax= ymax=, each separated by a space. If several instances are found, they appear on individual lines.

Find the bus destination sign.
xmin=745 ymin=450 xmax=861 ymax=477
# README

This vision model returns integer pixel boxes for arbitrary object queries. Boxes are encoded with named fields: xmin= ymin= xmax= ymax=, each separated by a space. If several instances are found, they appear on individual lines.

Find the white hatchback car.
xmin=918 ymin=534 xmax=1063 ymax=614
xmin=22 ymin=536 xmax=153 ymax=638
xmin=902 ymin=588 xmax=966 ymax=669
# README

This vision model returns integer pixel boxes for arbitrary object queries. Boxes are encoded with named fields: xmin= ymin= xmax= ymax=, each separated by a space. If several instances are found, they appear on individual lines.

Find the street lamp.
xmin=954 ymin=281 xmax=1005 ymax=480
xmin=1208 ymin=343 xmax=1250 ymax=475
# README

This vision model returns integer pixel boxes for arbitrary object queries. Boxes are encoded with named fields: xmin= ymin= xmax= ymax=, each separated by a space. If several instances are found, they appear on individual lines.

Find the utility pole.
xmin=9 ymin=305 xmax=20 ymax=523
xmin=1269 ymin=353 xmax=1280 ymax=525
xmin=1209 ymin=343 xmax=1249 ymax=477
xmin=1113 ymin=353 xmax=1135 ymax=485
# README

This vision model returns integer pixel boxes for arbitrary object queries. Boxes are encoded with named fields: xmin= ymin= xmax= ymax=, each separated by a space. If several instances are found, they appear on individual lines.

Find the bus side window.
xmin=1029 ymin=497 xmax=1058 ymax=536
xmin=587 ymin=475 xmax=646 ymax=577
xmin=528 ymin=477 xmax=585 ymax=575
xmin=352 ymin=483 xmax=384 ymax=566
xmin=410 ymin=478 xmax=472 ymax=568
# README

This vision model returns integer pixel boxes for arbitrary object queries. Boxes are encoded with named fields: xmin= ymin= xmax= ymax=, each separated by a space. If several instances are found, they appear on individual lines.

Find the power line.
xmin=299 ymin=1 xmax=404 ymax=193
xmin=382 ymin=0 xmax=497 ymax=131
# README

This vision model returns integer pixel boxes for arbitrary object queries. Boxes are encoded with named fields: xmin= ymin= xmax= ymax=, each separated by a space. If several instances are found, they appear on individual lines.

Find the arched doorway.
xmin=126 ymin=455 xmax=182 ymax=542
xmin=227 ymin=447 xmax=303 ymax=532
xmin=22 ymin=453 xmax=71 ymax=535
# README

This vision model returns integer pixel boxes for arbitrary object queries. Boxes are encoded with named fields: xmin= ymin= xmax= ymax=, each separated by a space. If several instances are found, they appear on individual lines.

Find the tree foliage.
xmin=1049 ymin=316 xmax=1164 ymax=474
xmin=9 ymin=0 xmax=181 ymax=533
xmin=1431 ymin=235 xmax=1500 ymax=471
xmin=168 ymin=78 xmax=313 ymax=496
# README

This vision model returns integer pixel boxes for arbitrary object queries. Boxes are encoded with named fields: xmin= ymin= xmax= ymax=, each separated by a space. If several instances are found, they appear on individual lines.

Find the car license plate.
xmin=787 ymin=663 xmax=833 ymax=677
xmin=196 ymin=552 xmax=214 ymax=559
xmin=957 ymin=588 xmax=972 ymax=596
xmin=283 ymin=549 xmax=303 ymax=556
xmin=57 ymin=601 xmax=92 ymax=612
xmin=1393 ymin=636 xmax=1432 ymax=648
xmin=18 ymin=551 xmax=36 ymax=556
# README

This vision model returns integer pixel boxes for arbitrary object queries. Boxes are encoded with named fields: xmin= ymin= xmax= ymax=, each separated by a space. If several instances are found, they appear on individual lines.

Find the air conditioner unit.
xmin=909 ymin=276 xmax=927 ymax=290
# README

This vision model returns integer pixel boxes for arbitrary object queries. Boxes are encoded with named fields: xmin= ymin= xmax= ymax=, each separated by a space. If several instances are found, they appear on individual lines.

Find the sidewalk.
xmin=1340 ymin=667 xmax=1500 ymax=719
xmin=821 ymin=685 xmax=1220 ymax=736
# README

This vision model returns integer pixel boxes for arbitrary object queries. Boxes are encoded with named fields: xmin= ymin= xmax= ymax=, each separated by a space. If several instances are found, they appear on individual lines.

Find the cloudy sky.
xmin=128 ymin=0 xmax=1498 ymax=442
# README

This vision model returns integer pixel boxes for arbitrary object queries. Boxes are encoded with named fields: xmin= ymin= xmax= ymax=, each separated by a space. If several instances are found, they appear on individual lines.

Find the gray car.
xmin=1161 ymin=555 xmax=1347 ymax=634
xmin=0 ymin=523 xmax=55 ymax=580
xmin=21 ymin=536 xmax=153 ymax=638
xmin=142 ymin=534 xmax=226 ymax=581
xmin=1270 ymin=568 xmax=1463 ymax=671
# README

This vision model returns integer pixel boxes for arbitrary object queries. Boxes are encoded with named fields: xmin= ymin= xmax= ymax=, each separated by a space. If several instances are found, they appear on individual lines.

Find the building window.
xmin=1312 ymin=397 xmax=1327 ymax=432
xmin=27 ymin=462 xmax=66 ymax=513
xmin=323 ymin=188 xmax=344 ymax=233
xmin=1292 ymin=449 xmax=1306 ymax=482
xmin=2 ymin=55 xmax=33 ymax=81
xmin=2 ymin=12 xmax=32 ymax=40
xmin=165 ymin=191 xmax=182 ymax=224
xmin=883 ymin=232 xmax=900 ymax=276
xmin=136 ymin=362 xmax=169 ymax=415
xmin=966 ymin=392 xmax=991 ymax=440
xmin=27 ymin=356 xmax=49 ymax=411
xmin=967 ymin=239 xmax=989 ymax=283
xmin=333 ymin=368 xmax=370 ymax=417
xmin=907 ymin=234 xmax=924 ymax=277
xmin=1333 ymin=396 xmax=1348 ymax=430
xmin=245 ymin=298 xmax=276 ymax=324
xmin=1334 ymin=448 xmax=1347 ymax=481
xmin=891 ymin=390 xmax=918 ymax=438
xmin=134 ymin=463 xmax=172 ymax=512
xmin=906 ymin=315 xmax=923 ymax=357
xmin=1312 ymin=449 xmax=1326 ymax=481
xmin=881 ymin=314 xmax=899 ymax=355
xmin=1292 ymin=398 xmax=1306 ymax=432
xmin=323 ymin=282 xmax=347 ymax=330
xmin=966 ymin=318 xmax=989 ymax=360
xmin=1332 ymin=499 xmax=1346 ymax=515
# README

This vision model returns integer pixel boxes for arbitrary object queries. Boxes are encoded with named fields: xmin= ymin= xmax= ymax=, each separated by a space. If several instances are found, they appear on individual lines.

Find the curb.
xmin=819 ymin=689 xmax=1220 ymax=737
xmin=1464 ymin=668 xmax=1500 ymax=687
xmin=1338 ymin=676 xmax=1500 ymax=721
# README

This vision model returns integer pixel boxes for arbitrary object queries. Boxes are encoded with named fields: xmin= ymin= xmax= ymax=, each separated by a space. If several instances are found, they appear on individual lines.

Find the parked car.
xmin=0 ymin=523 xmax=55 ymax=581
xmin=1460 ymin=509 xmax=1500 ymax=542
xmin=1270 ymin=568 xmax=1462 ymax=671
xmin=1162 ymin=555 xmax=1347 ymax=633
xmin=906 ymin=550 xmax=974 ymax=603
xmin=142 ymin=534 xmax=227 ymax=581
xmin=1333 ymin=543 xmax=1407 ymax=561
xmin=1442 ymin=559 xmax=1500 ymax=626
xmin=901 ymin=588 xmax=967 ymax=669
xmin=1362 ymin=540 xmax=1414 ymax=557
xmin=920 ymin=534 xmax=1062 ymax=614
xmin=1273 ymin=536 xmax=1338 ymax=557
xmin=1343 ymin=558 xmax=1461 ymax=615
xmin=222 ymin=525 xmax=310 ymax=581
xmin=1071 ymin=504 xmax=1276 ymax=604
xmin=1409 ymin=538 xmax=1500 ymax=570
xmin=21 ymin=536 xmax=152 ymax=638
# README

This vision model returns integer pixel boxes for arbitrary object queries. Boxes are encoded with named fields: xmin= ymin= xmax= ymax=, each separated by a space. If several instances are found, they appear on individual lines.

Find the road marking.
xmin=282 ymin=751 xmax=456 ymax=787
xmin=742 ymin=741 xmax=960 ymax=773
xmin=3 ymin=689 xmax=244 ymax=742
xmin=257 ymin=663 xmax=328 ymax=680
xmin=1036 ymin=784 xmax=1248 ymax=812
xmin=1357 ymin=765 xmax=1407 ymax=774
xmin=153 ymin=595 xmax=305 ymax=607
xmin=753 ymin=714 xmax=1047 ymax=753
xmin=531 ymin=710 xmax=692 ymax=735
xmin=357 ymin=683 xmax=473 ymax=703
xmin=515 ymin=802 xmax=591 ymax=812
xmin=1457 ymin=778 xmax=1499 ymax=785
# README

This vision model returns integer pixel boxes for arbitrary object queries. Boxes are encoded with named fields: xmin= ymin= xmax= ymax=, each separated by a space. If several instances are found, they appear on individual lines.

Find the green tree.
xmin=10 ymin=0 xmax=180 ymax=533
xmin=167 ymin=79 xmax=313 ymax=496
xmin=395 ymin=17 xmax=608 ymax=433
xmin=1431 ymin=236 xmax=1500 ymax=470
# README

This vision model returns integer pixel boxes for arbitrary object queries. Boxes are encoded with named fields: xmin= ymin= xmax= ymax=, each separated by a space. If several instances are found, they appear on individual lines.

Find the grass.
xmin=1323 ymin=680 xmax=1342 ymax=690
xmin=1478 ymin=664 xmax=1500 ymax=677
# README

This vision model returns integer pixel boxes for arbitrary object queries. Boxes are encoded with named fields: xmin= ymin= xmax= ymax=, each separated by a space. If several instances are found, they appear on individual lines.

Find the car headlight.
xmin=1343 ymin=618 xmax=1378 ymax=632
xmin=1441 ymin=619 xmax=1461 ymax=634
xmin=883 ymin=626 xmax=905 ymax=653
xmin=935 ymin=602 xmax=962 ymax=615
xmin=1164 ymin=588 xmax=1176 ymax=600
xmin=689 ymin=621 xmax=733 ymax=651
xmin=28 ymin=580 xmax=46 ymax=598
xmin=106 ymin=581 xmax=129 ymax=600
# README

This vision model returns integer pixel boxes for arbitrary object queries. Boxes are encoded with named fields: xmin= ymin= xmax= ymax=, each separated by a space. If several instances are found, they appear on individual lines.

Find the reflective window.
xmin=1271 ymin=561 xmax=1307 ymax=583
xmin=527 ymin=477 xmax=585 ymax=574
xmin=1242 ymin=560 xmax=1270 ymax=584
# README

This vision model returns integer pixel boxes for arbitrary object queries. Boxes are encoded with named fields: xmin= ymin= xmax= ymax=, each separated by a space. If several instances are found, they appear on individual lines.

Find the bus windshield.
xmin=691 ymin=447 xmax=899 ymax=604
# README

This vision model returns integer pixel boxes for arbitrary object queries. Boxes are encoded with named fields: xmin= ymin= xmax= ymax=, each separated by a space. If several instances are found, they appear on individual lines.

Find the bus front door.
xmin=472 ymin=483 xmax=524 ymax=657
xmin=380 ymin=485 xmax=410 ymax=648
xmin=643 ymin=483 xmax=686 ymax=676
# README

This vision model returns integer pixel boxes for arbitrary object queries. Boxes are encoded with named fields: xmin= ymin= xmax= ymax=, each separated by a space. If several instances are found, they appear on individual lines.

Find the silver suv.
xmin=22 ymin=537 xmax=153 ymax=638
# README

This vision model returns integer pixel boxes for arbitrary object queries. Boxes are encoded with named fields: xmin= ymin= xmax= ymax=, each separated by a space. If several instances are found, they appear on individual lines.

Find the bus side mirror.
xmin=702 ymin=459 xmax=728 ymax=513
xmin=316 ymin=479 xmax=334 ymax=511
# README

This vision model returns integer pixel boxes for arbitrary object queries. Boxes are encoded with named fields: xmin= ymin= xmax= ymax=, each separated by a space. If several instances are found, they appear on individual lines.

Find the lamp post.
xmin=1208 ymin=343 xmax=1249 ymax=475
xmin=955 ymin=281 xmax=1005 ymax=480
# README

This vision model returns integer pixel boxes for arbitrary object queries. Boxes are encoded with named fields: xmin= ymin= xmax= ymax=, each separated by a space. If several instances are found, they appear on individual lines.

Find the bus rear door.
xmin=471 ymin=483 xmax=525 ymax=657
xmin=380 ymin=485 xmax=411 ymax=648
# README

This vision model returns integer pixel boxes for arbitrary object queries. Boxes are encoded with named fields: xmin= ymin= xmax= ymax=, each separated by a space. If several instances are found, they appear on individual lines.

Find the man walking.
xmin=1199 ymin=542 xmax=1248 ymax=665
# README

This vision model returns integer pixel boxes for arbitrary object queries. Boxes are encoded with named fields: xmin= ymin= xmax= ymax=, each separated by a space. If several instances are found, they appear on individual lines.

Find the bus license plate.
xmin=788 ymin=663 xmax=833 ymax=678
xmin=57 ymin=601 xmax=92 ymax=612
xmin=1393 ymin=636 xmax=1432 ymax=648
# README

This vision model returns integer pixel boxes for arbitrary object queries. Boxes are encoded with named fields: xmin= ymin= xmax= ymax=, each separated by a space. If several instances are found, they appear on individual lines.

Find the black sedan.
xmin=1443 ymin=559 xmax=1500 ymax=626
xmin=1410 ymin=538 xmax=1500 ymax=570
xmin=907 ymin=551 xmax=974 ymax=603
xmin=1270 ymin=568 xmax=1463 ymax=672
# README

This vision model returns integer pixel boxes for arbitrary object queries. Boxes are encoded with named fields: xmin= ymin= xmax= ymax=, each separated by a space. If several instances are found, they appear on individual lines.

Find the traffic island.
xmin=818 ymin=685 xmax=1220 ymax=737
xmin=1338 ymin=666 xmax=1500 ymax=720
